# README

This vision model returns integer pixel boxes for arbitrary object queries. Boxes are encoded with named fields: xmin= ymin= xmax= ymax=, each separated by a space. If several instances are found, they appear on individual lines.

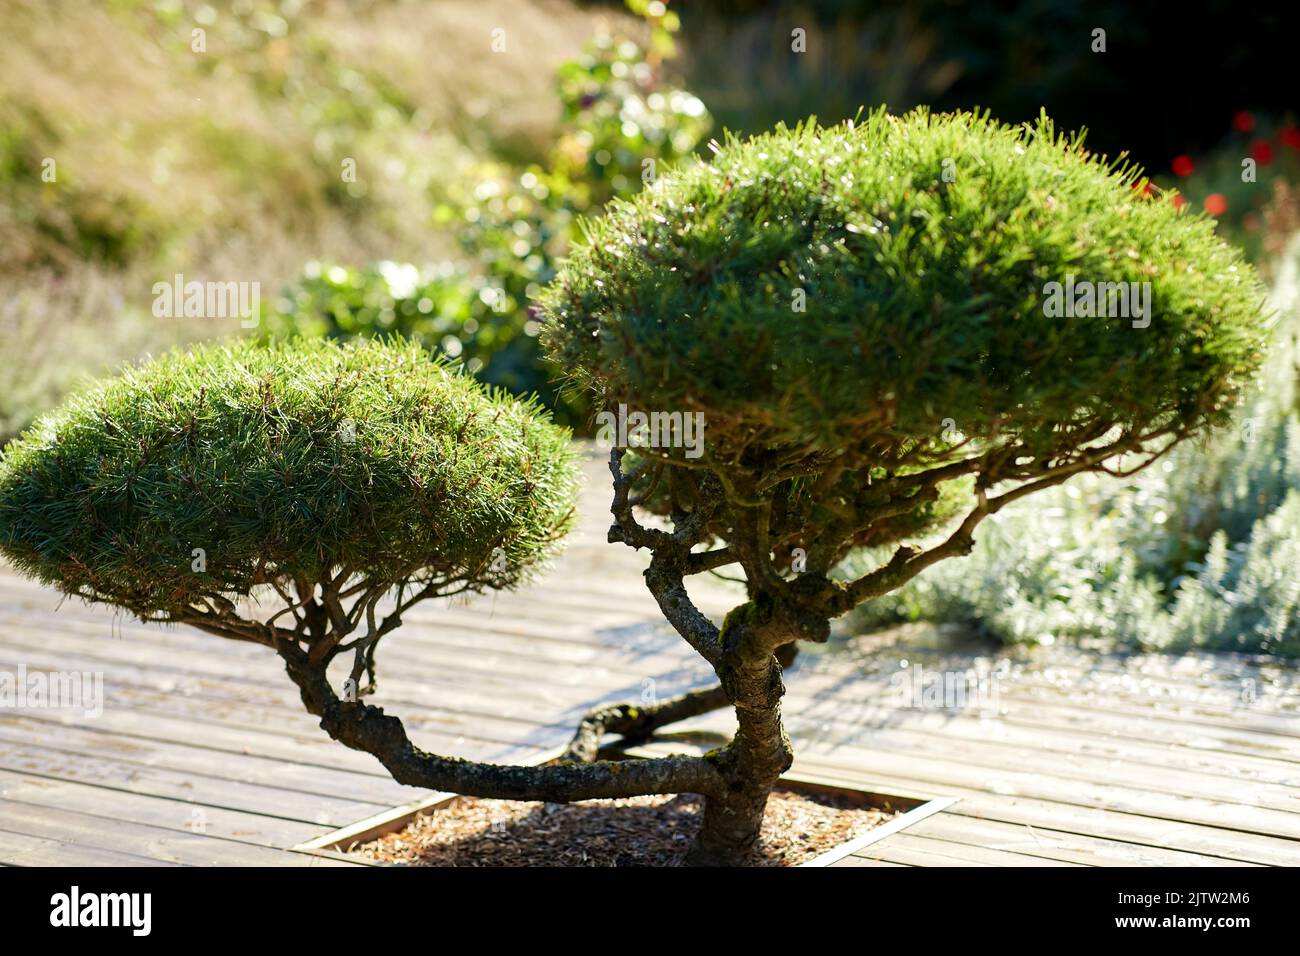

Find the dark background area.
xmin=606 ymin=0 xmax=1300 ymax=173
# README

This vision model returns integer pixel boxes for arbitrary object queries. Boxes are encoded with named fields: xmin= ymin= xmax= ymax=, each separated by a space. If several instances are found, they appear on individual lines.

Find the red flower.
xmin=1251 ymin=140 xmax=1275 ymax=165
xmin=1171 ymin=154 xmax=1195 ymax=177
xmin=1232 ymin=111 xmax=1256 ymax=133
xmin=1280 ymin=127 xmax=1300 ymax=150
xmin=1172 ymin=194 xmax=1187 ymax=210
xmin=1203 ymin=193 xmax=1228 ymax=216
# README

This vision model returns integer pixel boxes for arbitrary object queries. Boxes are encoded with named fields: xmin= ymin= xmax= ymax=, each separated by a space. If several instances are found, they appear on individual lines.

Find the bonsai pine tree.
xmin=0 ymin=110 xmax=1269 ymax=867
xmin=539 ymin=109 xmax=1267 ymax=863
xmin=0 ymin=338 xmax=622 ymax=788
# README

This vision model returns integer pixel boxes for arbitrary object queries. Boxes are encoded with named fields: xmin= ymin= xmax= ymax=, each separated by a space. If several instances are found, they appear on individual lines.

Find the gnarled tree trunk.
xmin=685 ymin=645 xmax=793 ymax=865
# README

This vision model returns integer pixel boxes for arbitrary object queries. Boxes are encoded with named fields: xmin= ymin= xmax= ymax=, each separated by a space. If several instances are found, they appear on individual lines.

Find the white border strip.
xmin=800 ymin=796 xmax=961 ymax=867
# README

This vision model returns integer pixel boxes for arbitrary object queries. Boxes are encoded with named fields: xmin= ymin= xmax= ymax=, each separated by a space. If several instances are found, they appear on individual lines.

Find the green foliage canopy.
xmin=543 ymin=109 xmax=1267 ymax=472
xmin=0 ymin=338 xmax=578 ymax=618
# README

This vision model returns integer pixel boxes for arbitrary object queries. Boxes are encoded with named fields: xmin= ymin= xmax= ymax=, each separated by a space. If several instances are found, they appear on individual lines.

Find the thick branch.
xmin=686 ymin=546 xmax=736 ymax=574
xmin=278 ymin=643 xmax=724 ymax=801
xmin=645 ymin=552 xmax=723 ymax=665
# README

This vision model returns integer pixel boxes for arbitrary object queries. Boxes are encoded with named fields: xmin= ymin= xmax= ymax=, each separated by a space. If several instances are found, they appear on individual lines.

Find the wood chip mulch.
xmin=349 ymin=786 xmax=894 ymax=867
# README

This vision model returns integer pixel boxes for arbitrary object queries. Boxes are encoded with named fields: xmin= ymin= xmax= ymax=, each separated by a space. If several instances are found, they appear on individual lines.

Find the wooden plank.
xmin=0 ymin=645 xmax=580 ymax=747
xmin=0 ymin=620 xmax=699 ymax=717
xmin=802 ymin=796 xmax=959 ymax=867
xmin=776 ymin=690 xmax=1300 ymax=766
xmin=791 ymin=756 xmax=1300 ymax=866
xmin=0 ymin=715 xmax=419 ymax=807
xmin=0 ymin=603 xmax=710 ymax=696
xmin=781 ymin=666 xmax=1300 ymax=742
xmin=905 ymin=813 xmax=1259 ymax=867
xmin=780 ymin=694 xmax=1300 ymax=785
xmin=849 ymin=839 xmax=996 ymax=867
xmin=855 ymin=832 xmax=1080 ymax=866
xmin=0 ymin=768 xmax=330 ymax=848
xmin=0 ymin=629 xmax=632 ymax=742
xmin=2 ymin=699 xmax=519 ymax=784
xmin=0 ymin=646 xmax=614 ymax=768
xmin=964 ymin=702 xmax=1300 ymax=766
xmin=0 ymin=639 xmax=715 ymax=784
xmin=830 ymin=856 xmax=912 ymax=867
xmin=795 ymin=740 xmax=1300 ymax=838
xmin=15 ymin=629 xmax=1294 ymax=806
xmin=843 ymin=636 xmax=1295 ymax=688
xmin=0 ymin=827 xmax=180 ymax=867
xmin=994 ymin=681 xmax=1300 ymax=738
xmin=774 ymin=711 xmax=1300 ymax=814
xmin=11 ymin=692 xmax=526 ymax=770
xmin=0 ymin=739 xmax=389 ymax=827
xmin=662 ymin=710 xmax=1300 ymax=829
xmin=631 ymin=738 xmax=1300 ymax=865
xmin=15 ymin=621 xmax=1294 ymax=801
xmin=991 ymin=648 xmax=1297 ymax=693
xmin=0 ymin=801 xmax=356 ymax=866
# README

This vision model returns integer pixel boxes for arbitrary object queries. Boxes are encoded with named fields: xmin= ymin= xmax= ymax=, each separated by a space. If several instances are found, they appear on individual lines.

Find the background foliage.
xmin=0 ymin=0 xmax=650 ymax=441
xmin=668 ymin=0 xmax=1297 ymax=171
xmin=260 ymin=1 xmax=711 ymax=426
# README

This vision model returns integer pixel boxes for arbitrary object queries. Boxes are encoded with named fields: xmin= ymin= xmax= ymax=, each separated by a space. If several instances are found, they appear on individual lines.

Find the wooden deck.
xmin=1 ymin=447 xmax=1298 ymax=866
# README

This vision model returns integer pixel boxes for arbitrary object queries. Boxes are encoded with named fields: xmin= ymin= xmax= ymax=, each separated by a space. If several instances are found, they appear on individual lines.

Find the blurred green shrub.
xmin=847 ymin=235 xmax=1300 ymax=657
xmin=259 ymin=260 xmax=559 ymax=410
xmin=265 ymin=1 xmax=712 ymax=427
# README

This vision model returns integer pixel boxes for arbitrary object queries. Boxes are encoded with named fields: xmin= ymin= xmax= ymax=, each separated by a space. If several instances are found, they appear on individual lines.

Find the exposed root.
xmin=561 ymin=683 xmax=731 ymax=763
xmin=561 ymin=642 xmax=799 ymax=764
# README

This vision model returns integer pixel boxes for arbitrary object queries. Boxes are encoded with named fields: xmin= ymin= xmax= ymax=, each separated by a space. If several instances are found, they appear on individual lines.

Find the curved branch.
xmin=608 ymin=448 xmax=674 ymax=550
xmin=560 ymin=643 xmax=799 ymax=764
xmin=828 ymin=472 xmax=1073 ymax=615
xmin=561 ymin=684 xmax=730 ymax=764
xmin=278 ymin=643 xmax=724 ymax=802
xmin=828 ymin=430 xmax=1187 ymax=616
xmin=645 ymin=552 xmax=722 ymax=665
xmin=163 ymin=607 xmax=296 ymax=648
